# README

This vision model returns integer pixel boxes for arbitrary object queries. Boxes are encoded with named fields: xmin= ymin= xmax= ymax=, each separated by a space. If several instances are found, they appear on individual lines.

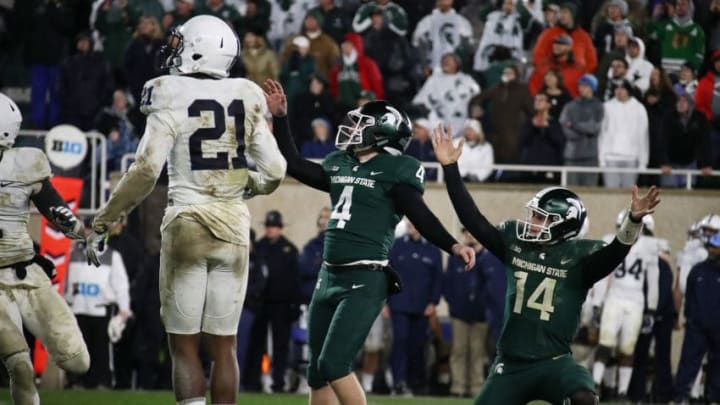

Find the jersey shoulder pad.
xmin=12 ymin=147 xmax=51 ymax=183
xmin=139 ymin=75 xmax=181 ymax=115
xmin=393 ymin=154 xmax=424 ymax=193
xmin=322 ymin=150 xmax=349 ymax=170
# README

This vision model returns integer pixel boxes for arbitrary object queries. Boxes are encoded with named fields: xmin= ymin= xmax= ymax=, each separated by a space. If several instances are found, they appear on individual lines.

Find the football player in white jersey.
xmin=677 ymin=214 xmax=718 ymax=294
xmin=0 ymin=92 xmax=90 ymax=404
xmin=85 ymin=15 xmax=286 ymax=405
xmin=591 ymin=209 xmax=661 ymax=400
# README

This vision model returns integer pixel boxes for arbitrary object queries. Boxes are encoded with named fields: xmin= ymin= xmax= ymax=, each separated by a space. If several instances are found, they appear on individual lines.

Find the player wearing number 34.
xmin=86 ymin=15 xmax=286 ymax=405
xmin=431 ymin=123 xmax=661 ymax=405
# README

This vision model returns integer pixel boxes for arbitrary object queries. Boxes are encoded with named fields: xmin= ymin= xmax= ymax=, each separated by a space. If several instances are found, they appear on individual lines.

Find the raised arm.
xmin=581 ymin=186 xmax=661 ymax=287
xmin=244 ymin=87 xmax=287 ymax=197
xmin=264 ymin=80 xmax=329 ymax=192
xmin=431 ymin=123 xmax=506 ymax=261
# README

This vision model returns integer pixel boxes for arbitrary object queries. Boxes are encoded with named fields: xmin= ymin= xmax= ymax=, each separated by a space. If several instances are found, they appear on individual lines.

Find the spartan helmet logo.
xmin=565 ymin=197 xmax=582 ymax=220
xmin=495 ymin=363 xmax=505 ymax=375
xmin=440 ymin=22 xmax=456 ymax=46
xmin=379 ymin=106 xmax=403 ymax=127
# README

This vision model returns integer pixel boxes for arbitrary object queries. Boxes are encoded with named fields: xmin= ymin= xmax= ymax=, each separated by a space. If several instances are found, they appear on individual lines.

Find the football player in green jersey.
xmin=263 ymin=80 xmax=476 ymax=405
xmin=431 ymin=123 xmax=661 ymax=405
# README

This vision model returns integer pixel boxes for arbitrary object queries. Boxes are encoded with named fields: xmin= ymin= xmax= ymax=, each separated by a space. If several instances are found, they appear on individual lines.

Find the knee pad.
xmin=568 ymin=390 xmax=599 ymax=405
xmin=317 ymin=354 xmax=351 ymax=383
xmin=57 ymin=347 xmax=90 ymax=374
xmin=3 ymin=351 xmax=39 ymax=405
xmin=595 ymin=345 xmax=612 ymax=363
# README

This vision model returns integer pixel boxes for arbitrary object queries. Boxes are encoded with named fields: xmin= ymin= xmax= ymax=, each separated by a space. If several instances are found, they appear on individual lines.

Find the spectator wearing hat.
xmin=280 ymin=35 xmax=316 ymax=107
xmin=163 ymin=0 xmax=195 ymax=30
xmin=352 ymin=0 xmax=408 ymax=37
xmin=468 ymin=64 xmax=533 ymax=164
xmin=592 ymin=0 xmax=634 ymax=60
xmin=529 ymin=34 xmax=584 ymax=97
xmin=626 ymin=36 xmax=654 ymax=95
xmin=560 ymin=74 xmax=604 ymax=186
xmin=246 ymin=210 xmax=301 ymax=393
xmin=659 ymin=91 xmax=712 ymax=187
xmin=675 ymin=61 xmax=698 ymax=96
xmin=329 ymin=33 xmax=384 ymax=113
xmin=673 ymin=232 xmax=720 ymax=404
xmin=648 ymin=0 xmax=705 ymax=75
xmin=595 ymin=24 xmax=633 ymax=93
xmin=532 ymin=2 xmax=597 ymax=74
xmin=58 ymin=32 xmax=115 ymax=131
xmin=308 ymin=0 xmax=352 ymax=44
xmin=291 ymin=74 xmax=335 ymax=149
xmin=457 ymin=119 xmax=494 ymax=183
xmin=301 ymin=118 xmax=336 ymax=159
xmin=412 ymin=0 xmax=474 ymax=72
xmin=599 ymin=79 xmax=649 ymax=188
xmin=281 ymin=13 xmax=340 ymax=79
xmin=241 ymin=30 xmax=279 ymax=87
xmin=695 ymin=48 xmax=720 ymax=169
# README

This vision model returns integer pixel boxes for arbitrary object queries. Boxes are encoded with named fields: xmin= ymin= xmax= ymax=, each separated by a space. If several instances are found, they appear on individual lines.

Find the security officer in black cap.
xmin=245 ymin=210 xmax=301 ymax=392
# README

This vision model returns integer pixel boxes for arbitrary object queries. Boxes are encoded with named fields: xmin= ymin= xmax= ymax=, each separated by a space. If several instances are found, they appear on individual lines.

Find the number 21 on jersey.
xmin=513 ymin=271 xmax=556 ymax=321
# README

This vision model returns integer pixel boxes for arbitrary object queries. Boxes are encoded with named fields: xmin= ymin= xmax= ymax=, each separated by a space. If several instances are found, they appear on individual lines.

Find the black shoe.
xmin=393 ymin=382 xmax=413 ymax=398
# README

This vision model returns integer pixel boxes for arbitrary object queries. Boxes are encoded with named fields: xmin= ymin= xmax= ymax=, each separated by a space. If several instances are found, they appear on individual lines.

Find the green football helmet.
xmin=517 ymin=187 xmax=588 ymax=244
xmin=335 ymin=101 xmax=413 ymax=155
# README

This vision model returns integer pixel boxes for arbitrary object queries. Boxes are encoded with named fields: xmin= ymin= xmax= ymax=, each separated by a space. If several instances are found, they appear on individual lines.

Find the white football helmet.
xmin=615 ymin=208 xmax=654 ymax=233
xmin=698 ymin=214 xmax=720 ymax=243
xmin=0 ymin=92 xmax=21 ymax=149
xmin=161 ymin=15 xmax=240 ymax=78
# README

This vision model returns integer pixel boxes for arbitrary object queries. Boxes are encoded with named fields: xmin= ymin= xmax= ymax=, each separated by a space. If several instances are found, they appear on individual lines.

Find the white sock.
xmin=603 ymin=365 xmax=618 ymax=389
xmin=691 ymin=370 xmax=703 ymax=398
xmin=4 ymin=352 xmax=39 ymax=405
xmin=361 ymin=372 xmax=374 ymax=392
xmin=592 ymin=361 xmax=605 ymax=385
xmin=177 ymin=398 xmax=205 ymax=405
xmin=618 ymin=366 xmax=632 ymax=395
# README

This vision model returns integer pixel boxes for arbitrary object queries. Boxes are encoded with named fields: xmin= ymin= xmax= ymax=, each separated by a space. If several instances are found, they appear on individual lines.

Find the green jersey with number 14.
xmin=496 ymin=220 xmax=605 ymax=360
xmin=321 ymin=150 xmax=425 ymax=264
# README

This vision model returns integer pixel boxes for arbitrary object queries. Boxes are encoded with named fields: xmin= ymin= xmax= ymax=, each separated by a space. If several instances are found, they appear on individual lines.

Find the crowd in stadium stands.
xmin=2 ymin=0 xmax=720 ymax=402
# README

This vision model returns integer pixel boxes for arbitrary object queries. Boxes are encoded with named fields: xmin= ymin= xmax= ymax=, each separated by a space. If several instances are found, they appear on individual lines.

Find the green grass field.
xmin=0 ymin=390 xmax=643 ymax=405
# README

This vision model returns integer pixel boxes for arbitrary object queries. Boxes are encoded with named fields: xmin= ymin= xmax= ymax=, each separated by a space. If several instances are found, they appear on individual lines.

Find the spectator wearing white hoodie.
xmin=412 ymin=53 xmax=480 ymax=137
xmin=625 ymin=36 xmax=654 ymax=95
xmin=457 ymin=119 xmax=494 ymax=182
xmin=412 ymin=0 xmax=474 ymax=72
xmin=473 ymin=0 xmax=524 ymax=72
xmin=599 ymin=79 xmax=649 ymax=188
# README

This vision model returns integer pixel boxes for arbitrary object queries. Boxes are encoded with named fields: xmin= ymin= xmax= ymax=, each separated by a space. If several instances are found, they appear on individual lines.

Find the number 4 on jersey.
xmin=331 ymin=186 xmax=354 ymax=229
xmin=513 ymin=271 xmax=557 ymax=321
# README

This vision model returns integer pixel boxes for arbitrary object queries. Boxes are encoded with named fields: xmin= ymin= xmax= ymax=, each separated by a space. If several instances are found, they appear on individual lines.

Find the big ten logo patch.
xmin=44 ymin=125 xmax=88 ymax=170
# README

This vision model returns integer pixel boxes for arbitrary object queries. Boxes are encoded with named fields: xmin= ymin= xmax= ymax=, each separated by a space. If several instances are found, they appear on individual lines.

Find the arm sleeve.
xmin=30 ymin=179 xmax=69 ymax=221
xmin=442 ymin=163 xmax=505 ymax=261
xmin=352 ymin=5 xmax=372 ymax=33
xmin=272 ymin=115 xmax=330 ymax=192
xmin=110 ymin=251 xmax=131 ymax=314
xmin=580 ymin=239 xmax=633 ymax=288
xmin=391 ymin=184 xmax=457 ymax=255
xmin=646 ymin=257 xmax=660 ymax=311
xmin=93 ymin=113 xmax=174 ymax=231
xmin=245 ymin=97 xmax=287 ymax=196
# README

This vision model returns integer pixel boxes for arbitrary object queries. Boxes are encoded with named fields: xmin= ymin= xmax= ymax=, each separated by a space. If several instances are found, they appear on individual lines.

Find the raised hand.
xmin=451 ymin=243 xmax=476 ymax=270
xmin=629 ymin=185 xmax=661 ymax=221
xmin=431 ymin=123 xmax=464 ymax=165
xmin=263 ymin=79 xmax=287 ymax=117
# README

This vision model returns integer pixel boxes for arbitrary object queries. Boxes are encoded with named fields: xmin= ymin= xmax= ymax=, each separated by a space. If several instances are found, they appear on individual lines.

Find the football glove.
xmin=641 ymin=312 xmax=655 ymax=334
xmin=49 ymin=206 xmax=84 ymax=240
xmin=107 ymin=314 xmax=127 ymax=344
xmin=86 ymin=229 xmax=109 ymax=267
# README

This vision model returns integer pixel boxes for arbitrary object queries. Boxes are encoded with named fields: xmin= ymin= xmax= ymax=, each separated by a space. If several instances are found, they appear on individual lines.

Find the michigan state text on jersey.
xmin=431 ymin=123 xmax=660 ymax=405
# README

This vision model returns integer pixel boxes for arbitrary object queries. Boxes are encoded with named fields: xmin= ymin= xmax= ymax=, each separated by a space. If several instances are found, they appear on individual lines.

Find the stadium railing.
xmin=121 ymin=154 xmax=720 ymax=190
xmin=18 ymin=130 xmax=108 ymax=215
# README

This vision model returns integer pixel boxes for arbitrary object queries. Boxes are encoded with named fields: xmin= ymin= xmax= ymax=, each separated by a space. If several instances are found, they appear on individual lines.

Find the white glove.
xmin=50 ymin=206 xmax=84 ymax=240
xmin=107 ymin=314 xmax=127 ymax=344
xmin=85 ymin=229 xmax=109 ymax=267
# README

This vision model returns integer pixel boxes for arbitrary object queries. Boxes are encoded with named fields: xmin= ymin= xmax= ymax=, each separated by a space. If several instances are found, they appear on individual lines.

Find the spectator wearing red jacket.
xmin=529 ymin=34 xmax=584 ymax=98
xmin=532 ymin=2 xmax=597 ymax=74
xmin=695 ymin=48 xmax=720 ymax=169
xmin=329 ymin=33 xmax=385 ymax=114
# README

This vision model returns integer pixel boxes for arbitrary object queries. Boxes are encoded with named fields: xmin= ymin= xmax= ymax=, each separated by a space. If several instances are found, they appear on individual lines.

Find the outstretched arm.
xmin=264 ymin=80 xmax=330 ymax=192
xmin=581 ymin=185 xmax=661 ymax=287
xmin=432 ymin=123 xmax=506 ymax=262
xmin=30 ymin=180 xmax=83 ymax=239
xmin=391 ymin=184 xmax=475 ymax=269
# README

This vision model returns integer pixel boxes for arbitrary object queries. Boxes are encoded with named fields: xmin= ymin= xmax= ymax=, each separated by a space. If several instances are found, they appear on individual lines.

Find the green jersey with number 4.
xmin=496 ymin=220 xmax=605 ymax=360
xmin=321 ymin=150 xmax=425 ymax=264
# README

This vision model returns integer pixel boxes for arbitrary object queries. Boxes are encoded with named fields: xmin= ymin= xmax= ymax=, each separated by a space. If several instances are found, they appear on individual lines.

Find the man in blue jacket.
xmin=674 ymin=232 xmax=720 ymax=404
xmin=299 ymin=207 xmax=330 ymax=304
xmin=388 ymin=220 xmax=443 ymax=395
